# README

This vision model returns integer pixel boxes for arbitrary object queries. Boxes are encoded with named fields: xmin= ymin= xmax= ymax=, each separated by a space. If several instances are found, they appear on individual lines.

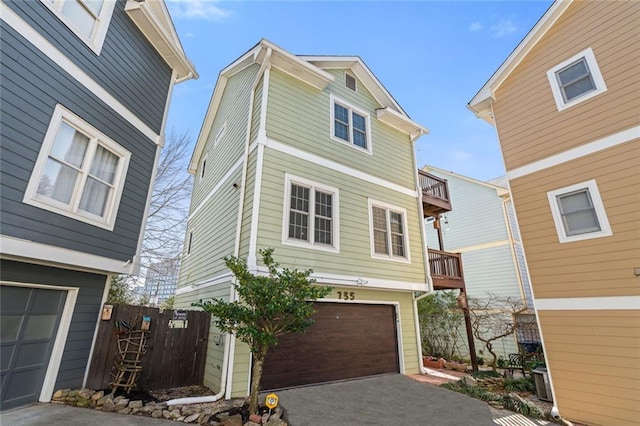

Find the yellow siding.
xmin=509 ymin=141 xmax=640 ymax=299
xmin=229 ymin=286 xmax=420 ymax=397
xmin=538 ymin=310 xmax=640 ymax=426
xmin=493 ymin=1 xmax=640 ymax=170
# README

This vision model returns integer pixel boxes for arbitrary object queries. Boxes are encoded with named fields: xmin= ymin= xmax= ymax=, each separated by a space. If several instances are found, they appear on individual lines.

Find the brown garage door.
xmin=260 ymin=302 xmax=399 ymax=390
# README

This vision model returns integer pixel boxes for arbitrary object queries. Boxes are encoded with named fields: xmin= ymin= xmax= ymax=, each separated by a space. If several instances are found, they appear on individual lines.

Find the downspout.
xmin=410 ymin=130 xmax=432 ymax=374
xmin=167 ymin=48 xmax=273 ymax=407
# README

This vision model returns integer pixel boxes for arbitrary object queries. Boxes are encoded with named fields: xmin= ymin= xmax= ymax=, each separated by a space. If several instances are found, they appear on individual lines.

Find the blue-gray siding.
xmin=0 ymin=260 xmax=106 ymax=390
xmin=4 ymin=0 xmax=171 ymax=133
xmin=0 ymin=21 xmax=156 ymax=262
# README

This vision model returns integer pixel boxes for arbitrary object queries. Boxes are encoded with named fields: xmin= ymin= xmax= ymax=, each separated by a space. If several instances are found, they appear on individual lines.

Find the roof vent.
xmin=345 ymin=73 xmax=356 ymax=91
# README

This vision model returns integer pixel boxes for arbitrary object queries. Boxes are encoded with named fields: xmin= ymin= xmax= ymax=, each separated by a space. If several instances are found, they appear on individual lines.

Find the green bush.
xmin=504 ymin=376 xmax=535 ymax=393
xmin=500 ymin=394 xmax=545 ymax=418
xmin=441 ymin=382 xmax=500 ymax=402
xmin=497 ymin=356 xmax=508 ymax=369
xmin=471 ymin=370 xmax=501 ymax=379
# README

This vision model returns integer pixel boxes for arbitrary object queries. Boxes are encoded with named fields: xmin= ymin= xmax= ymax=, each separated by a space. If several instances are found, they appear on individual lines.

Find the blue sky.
xmin=165 ymin=0 xmax=553 ymax=181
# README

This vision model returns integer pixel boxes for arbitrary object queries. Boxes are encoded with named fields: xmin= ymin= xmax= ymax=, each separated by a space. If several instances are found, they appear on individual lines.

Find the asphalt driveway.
xmin=265 ymin=374 xmax=497 ymax=426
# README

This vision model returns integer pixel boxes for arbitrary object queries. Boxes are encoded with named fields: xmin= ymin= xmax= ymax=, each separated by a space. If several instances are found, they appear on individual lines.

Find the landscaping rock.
xmin=53 ymin=390 xmax=64 ymax=399
xmin=163 ymin=409 xmax=173 ymax=419
xmin=249 ymin=413 xmax=262 ymax=424
xmin=184 ymin=413 xmax=200 ymax=423
xmin=103 ymin=399 xmax=115 ymax=412
xmin=96 ymin=395 xmax=110 ymax=406
xmin=462 ymin=375 xmax=477 ymax=386
xmin=118 ymin=407 xmax=132 ymax=415
xmin=76 ymin=397 xmax=90 ymax=408
xmin=114 ymin=398 xmax=129 ymax=411
xmin=129 ymin=400 xmax=143 ymax=409
xmin=91 ymin=390 xmax=105 ymax=401
xmin=151 ymin=410 xmax=163 ymax=418
xmin=68 ymin=390 xmax=79 ymax=397
xmin=78 ymin=388 xmax=94 ymax=399
xmin=244 ymin=422 xmax=260 ymax=426
xmin=264 ymin=420 xmax=287 ymax=426
xmin=199 ymin=413 xmax=212 ymax=424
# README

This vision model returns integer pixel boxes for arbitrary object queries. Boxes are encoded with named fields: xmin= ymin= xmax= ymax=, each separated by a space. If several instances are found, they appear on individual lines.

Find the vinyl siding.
xmin=538 ymin=309 xmax=640 ymax=426
xmin=255 ymin=148 xmax=426 ymax=284
xmin=190 ymin=65 xmax=259 ymax=210
xmin=229 ymin=287 xmax=421 ymax=397
xmin=266 ymin=68 xmax=415 ymax=190
xmin=178 ymin=167 xmax=242 ymax=289
xmin=424 ymin=173 xmax=508 ymax=250
xmin=5 ymin=0 xmax=172 ymax=133
xmin=494 ymin=1 xmax=640 ymax=170
xmin=0 ymin=22 xmax=155 ymax=263
xmin=509 ymin=141 xmax=640 ymax=299
xmin=0 ymin=259 xmax=107 ymax=390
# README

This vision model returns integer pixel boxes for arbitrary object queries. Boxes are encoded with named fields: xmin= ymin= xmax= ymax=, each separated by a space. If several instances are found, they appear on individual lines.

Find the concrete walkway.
xmin=268 ymin=374 xmax=496 ymax=426
xmin=0 ymin=403 xmax=171 ymax=426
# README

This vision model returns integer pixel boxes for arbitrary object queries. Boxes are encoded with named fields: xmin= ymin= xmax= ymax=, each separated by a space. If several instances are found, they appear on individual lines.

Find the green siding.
xmin=191 ymin=64 xmax=260 ymax=210
xmin=266 ymin=68 xmax=416 ymax=189
xmin=255 ymin=148 xmax=426 ymax=283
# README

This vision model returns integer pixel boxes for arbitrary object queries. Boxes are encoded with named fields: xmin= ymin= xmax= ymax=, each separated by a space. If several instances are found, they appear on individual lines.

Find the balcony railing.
xmin=419 ymin=170 xmax=452 ymax=217
xmin=428 ymin=248 xmax=465 ymax=290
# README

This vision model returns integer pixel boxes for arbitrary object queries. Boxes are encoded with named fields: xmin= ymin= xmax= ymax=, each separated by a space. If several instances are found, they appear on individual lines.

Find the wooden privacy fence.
xmin=86 ymin=304 xmax=210 ymax=391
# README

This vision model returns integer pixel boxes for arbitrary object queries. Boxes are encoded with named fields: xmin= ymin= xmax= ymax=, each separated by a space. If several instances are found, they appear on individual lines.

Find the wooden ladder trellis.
xmin=110 ymin=330 xmax=149 ymax=393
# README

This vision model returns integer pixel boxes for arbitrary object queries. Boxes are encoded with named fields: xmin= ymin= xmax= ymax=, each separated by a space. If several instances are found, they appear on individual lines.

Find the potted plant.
xmin=423 ymin=356 xmax=445 ymax=369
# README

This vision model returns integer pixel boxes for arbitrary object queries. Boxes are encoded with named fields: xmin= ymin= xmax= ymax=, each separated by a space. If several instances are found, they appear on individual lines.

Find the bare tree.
xmin=467 ymin=293 xmax=527 ymax=372
xmin=141 ymin=130 xmax=193 ymax=270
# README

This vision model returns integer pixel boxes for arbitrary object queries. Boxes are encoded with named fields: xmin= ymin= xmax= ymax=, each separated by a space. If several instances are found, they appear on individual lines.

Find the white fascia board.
xmin=263 ymin=41 xmax=334 ymax=90
xmin=1 ymin=236 xmax=135 ymax=275
xmin=124 ymin=0 xmax=197 ymax=82
xmin=302 ymin=56 xmax=407 ymax=115
xmin=376 ymin=107 xmax=429 ymax=140
xmin=468 ymin=0 xmax=573 ymax=121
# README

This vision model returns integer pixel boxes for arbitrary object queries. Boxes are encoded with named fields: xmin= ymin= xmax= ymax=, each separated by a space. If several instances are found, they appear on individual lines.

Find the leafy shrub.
xmin=500 ymin=394 xmax=545 ymax=418
xmin=441 ymin=382 xmax=500 ymax=402
xmin=497 ymin=356 xmax=508 ymax=369
xmin=503 ymin=376 xmax=535 ymax=393
xmin=471 ymin=370 xmax=501 ymax=379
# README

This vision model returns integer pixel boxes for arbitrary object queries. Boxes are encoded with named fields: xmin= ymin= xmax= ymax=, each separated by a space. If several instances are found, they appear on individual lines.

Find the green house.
xmin=176 ymin=39 xmax=435 ymax=398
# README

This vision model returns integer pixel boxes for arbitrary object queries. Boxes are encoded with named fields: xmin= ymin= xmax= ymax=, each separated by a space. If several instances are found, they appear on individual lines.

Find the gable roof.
xmin=124 ymin=0 xmax=197 ymax=82
xmin=422 ymin=164 xmax=510 ymax=197
xmin=467 ymin=0 xmax=573 ymax=124
xmin=189 ymin=39 xmax=427 ymax=172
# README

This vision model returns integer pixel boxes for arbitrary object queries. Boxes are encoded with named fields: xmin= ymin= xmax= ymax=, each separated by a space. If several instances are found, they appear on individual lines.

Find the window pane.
xmin=1 ymin=315 xmax=23 ymax=342
xmin=61 ymin=0 xmax=96 ymax=38
xmin=563 ymin=210 xmax=601 ymax=236
xmin=390 ymin=212 xmax=405 ymax=257
xmin=90 ymin=145 xmax=118 ymax=184
xmin=37 ymin=159 xmax=79 ymax=204
xmin=315 ymin=217 xmax=332 ymax=245
xmin=558 ymin=190 xmax=592 ymax=213
xmin=564 ymin=76 xmax=595 ymax=101
xmin=353 ymin=129 xmax=367 ymax=149
xmin=290 ymin=185 xmax=309 ymax=213
xmin=315 ymin=191 xmax=332 ymax=219
xmin=289 ymin=211 xmax=309 ymax=241
xmin=557 ymin=60 xmax=589 ymax=85
xmin=352 ymin=113 xmax=366 ymax=132
xmin=372 ymin=207 xmax=388 ymax=255
xmin=334 ymin=104 xmax=349 ymax=123
xmin=23 ymin=315 xmax=57 ymax=340
xmin=84 ymin=0 xmax=104 ymax=16
xmin=79 ymin=177 xmax=110 ymax=216
xmin=50 ymin=122 xmax=88 ymax=168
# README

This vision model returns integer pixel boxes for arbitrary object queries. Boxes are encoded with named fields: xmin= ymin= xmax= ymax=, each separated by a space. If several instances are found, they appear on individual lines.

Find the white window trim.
xmin=368 ymin=199 xmax=411 ymax=263
xmin=547 ymin=179 xmax=612 ymax=243
xmin=329 ymin=94 xmax=372 ymax=155
xmin=23 ymin=104 xmax=130 ymax=231
xmin=199 ymin=153 xmax=208 ymax=183
xmin=213 ymin=122 xmax=227 ymax=148
xmin=547 ymin=48 xmax=607 ymax=111
xmin=40 ymin=0 xmax=116 ymax=55
xmin=281 ymin=174 xmax=340 ymax=253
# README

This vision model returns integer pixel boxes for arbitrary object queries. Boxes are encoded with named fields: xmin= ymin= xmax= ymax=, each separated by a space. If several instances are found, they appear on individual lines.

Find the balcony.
xmin=428 ymin=249 xmax=465 ymax=290
xmin=419 ymin=170 xmax=452 ymax=217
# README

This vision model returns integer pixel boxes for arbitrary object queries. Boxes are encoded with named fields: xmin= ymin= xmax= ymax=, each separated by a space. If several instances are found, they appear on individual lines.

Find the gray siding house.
xmin=0 ymin=0 xmax=195 ymax=410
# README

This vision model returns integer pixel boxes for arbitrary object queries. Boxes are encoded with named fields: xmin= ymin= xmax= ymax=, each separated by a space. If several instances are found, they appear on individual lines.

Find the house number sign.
xmin=337 ymin=291 xmax=355 ymax=300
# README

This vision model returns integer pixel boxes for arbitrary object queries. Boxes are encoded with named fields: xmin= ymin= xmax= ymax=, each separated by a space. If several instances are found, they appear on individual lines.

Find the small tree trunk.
xmin=486 ymin=342 xmax=498 ymax=373
xmin=249 ymin=347 xmax=268 ymax=415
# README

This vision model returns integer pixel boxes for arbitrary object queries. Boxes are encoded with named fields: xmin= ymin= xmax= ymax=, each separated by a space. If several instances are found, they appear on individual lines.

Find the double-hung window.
xmin=547 ymin=48 xmax=607 ymax=111
xmin=547 ymin=180 xmax=612 ymax=243
xmin=330 ymin=95 xmax=371 ymax=153
xmin=283 ymin=175 xmax=339 ymax=252
xmin=24 ymin=105 xmax=130 ymax=230
xmin=42 ymin=0 xmax=116 ymax=54
xmin=369 ymin=200 xmax=410 ymax=262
